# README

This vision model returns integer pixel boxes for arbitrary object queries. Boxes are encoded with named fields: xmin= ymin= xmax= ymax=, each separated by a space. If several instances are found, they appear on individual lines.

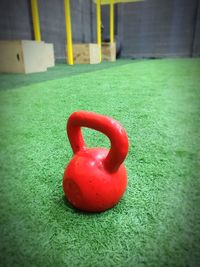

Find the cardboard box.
xmin=72 ymin=43 xmax=101 ymax=64
xmin=45 ymin=43 xmax=55 ymax=68
xmin=102 ymin=42 xmax=116 ymax=62
xmin=0 ymin=40 xmax=55 ymax=74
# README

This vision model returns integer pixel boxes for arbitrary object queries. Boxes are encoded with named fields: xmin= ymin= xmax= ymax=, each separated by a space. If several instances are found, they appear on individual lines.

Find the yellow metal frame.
xmin=63 ymin=0 xmax=103 ymax=65
xmin=96 ymin=0 xmax=102 ymax=62
xmin=31 ymin=0 xmax=41 ymax=41
xmin=30 ymin=0 xmax=144 ymax=65
xmin=64 ymin=0 xmax=74 ymax=65
xmin=94 ymin=0 xmax=144 ymax=46
xmin=110 ymin=0 xmax=114 ymax=43
xmin=94 ymin=0 xmax=144 ymax=4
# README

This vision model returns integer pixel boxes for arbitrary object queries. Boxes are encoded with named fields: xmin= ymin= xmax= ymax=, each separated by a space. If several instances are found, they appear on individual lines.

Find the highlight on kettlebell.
xmin=63 ymin=111 xmax=129 ymax=212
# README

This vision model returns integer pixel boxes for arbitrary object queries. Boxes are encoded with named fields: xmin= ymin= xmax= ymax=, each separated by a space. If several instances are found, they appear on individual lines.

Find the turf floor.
xmin=0 ymin=58 xmax=200 ymax=267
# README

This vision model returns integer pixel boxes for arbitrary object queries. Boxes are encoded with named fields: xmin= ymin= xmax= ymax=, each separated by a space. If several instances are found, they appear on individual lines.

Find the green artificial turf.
xmin=0 ymin=58 xmax=200 ymax=267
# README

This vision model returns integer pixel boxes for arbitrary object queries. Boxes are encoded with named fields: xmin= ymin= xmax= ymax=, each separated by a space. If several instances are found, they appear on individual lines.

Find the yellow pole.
xmin=64 ymin=0 xmax=73 ymax=65
xmin=96 ymin=0 xmax=102 ymax=62
xmin=31 ymin=0 xmax=41 ymax=41
xmin=110 ymin=0 xmax=114 ymax=43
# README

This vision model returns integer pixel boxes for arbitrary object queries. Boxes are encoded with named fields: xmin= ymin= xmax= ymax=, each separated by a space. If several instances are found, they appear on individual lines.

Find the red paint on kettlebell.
xmin=63 ymin=111 xmax=129 ymax=212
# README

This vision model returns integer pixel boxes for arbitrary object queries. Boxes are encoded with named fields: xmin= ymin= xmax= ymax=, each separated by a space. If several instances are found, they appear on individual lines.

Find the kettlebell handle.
xmin=67 ymin=111 xmax=129 ymax=172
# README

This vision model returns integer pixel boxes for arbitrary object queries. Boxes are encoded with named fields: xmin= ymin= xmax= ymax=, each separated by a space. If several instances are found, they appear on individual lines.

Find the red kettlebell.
xmin=63 ymin=111 xmax=129 ymax=212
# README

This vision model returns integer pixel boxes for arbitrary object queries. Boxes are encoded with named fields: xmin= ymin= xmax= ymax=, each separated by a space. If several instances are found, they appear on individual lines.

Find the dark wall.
xmin=101 ymin=4 xmax=118 ymax=40
xmin=192 ymin=0 xmax=200 ymax=56
xmin=0 ymin=0 xmax=199 ymax=60
xmin=0 ymin=0 xmax=33 ymax=40
xmin=38 ymin=0 xmax=66 ymax=61
xmin=116 ymin=0 xmax=200 ymax=58
xmin=0 ymin=0 xmax=96 ymax=61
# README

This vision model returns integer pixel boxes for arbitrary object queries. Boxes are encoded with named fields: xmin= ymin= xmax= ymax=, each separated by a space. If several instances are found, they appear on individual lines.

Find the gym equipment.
xmin=63 ymin=111 xmax=129 ymax=212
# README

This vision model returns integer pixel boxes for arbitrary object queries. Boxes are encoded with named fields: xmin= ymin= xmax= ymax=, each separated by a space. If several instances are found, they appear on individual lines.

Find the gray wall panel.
xmin=0 ymin=0 xmax=33 ymax=40
xmin=117 ymin=0 xmax=199 ymax=58
xmin=192 ymin=0 xmax=200 ymax=56
xmin=101 ymin=4 xmax=118 ymax=40
xmin=38 ymin=0 xmax=66 ymax=60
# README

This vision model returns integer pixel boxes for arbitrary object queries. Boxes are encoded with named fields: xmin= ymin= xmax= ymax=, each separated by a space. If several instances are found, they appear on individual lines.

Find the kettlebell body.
xmin=63 ymin=111 xmax=129 ymax=212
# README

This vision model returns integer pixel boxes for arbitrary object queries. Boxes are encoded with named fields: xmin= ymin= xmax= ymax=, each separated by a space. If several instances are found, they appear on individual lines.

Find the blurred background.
xmin=0 ymin=0 xmax=199 ymax=61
